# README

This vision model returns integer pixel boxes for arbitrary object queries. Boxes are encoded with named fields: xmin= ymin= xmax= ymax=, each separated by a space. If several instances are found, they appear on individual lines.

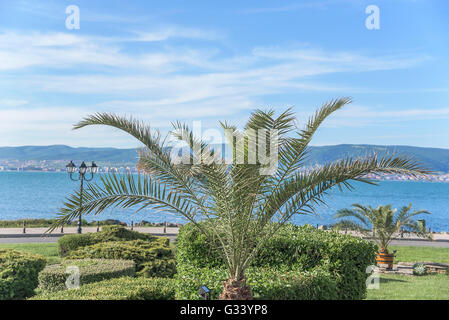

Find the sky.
xmin=0 ymin=0 xmax=448 ymax=149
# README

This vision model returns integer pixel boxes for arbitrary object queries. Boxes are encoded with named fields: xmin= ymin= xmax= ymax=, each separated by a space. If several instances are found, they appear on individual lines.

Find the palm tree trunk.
xmin=219 ymin=275 xmax=252 ymax=300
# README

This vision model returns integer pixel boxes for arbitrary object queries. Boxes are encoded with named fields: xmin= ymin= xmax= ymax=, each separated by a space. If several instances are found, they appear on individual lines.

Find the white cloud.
xmin=0 ymin=32 xmax=87 ymax=47
xmin=0 ymin=99 xmax=28 ymax=107
xmin=0 ymin=29 xmax=221 ymax=71
xmin=0 ymin=30 xmax=426 ymax=74
xmin=96 ymin=95 xmax=254 ymax=119
xmin=0 ymin=31 xmax=122 ymax=70
xmin=0 ymin=31 xmax=426 ymax=109
xmin=251 ymin=47 xmax=428 ymax=72
xmin=336 ymin=105 xmax=449 ymax=119
xmin=0 ymin=29 xmax=433 ymax=146
xmin=0 ymin=106 xmax=138 ymax=147
xmin=321 ymin=105 xmax=449 ymax=127
xmin=130 ymin=27 xmax=221 ymax=42
xmin=0 ymin=95 xmax=254 ymax=147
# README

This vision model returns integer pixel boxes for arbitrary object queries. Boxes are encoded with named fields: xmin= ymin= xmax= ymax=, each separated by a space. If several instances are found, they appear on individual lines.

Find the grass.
xmin=390 ymin=245 xmax=449 ymax=264
xmin=0 ymin=242 xmax=60 ymax=264
xmin=366 ymin=274 xmax=449 ymax=300
xmin=365 ymin=245 xmax=449 ymax=300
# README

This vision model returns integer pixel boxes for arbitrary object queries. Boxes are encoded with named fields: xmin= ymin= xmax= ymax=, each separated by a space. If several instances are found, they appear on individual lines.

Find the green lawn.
xmin=365 ymin=245 xmax=449 ymax=300
xmin=391 ymin=245 xmax=449 ymax=264
xmin=0 ymin=242 xmax=60 ymax=264
xmin=366 ymin=274 xmax=449 ymax=300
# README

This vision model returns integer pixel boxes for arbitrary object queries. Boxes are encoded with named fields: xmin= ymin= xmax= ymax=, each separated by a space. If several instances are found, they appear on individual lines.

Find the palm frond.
xmin=262 ymin=153 xmax=428 ymax=225
xmin=334 ymin=208 xmax=370 ymax=228
xmin=48 ymin=173 xmax=205 ymax=234
xmin=74 ymin=113 xmax=165 ymax=157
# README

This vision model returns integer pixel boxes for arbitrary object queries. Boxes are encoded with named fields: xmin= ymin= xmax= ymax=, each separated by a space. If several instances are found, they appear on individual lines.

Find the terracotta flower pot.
xmin=376 ymin=249 xmax=394 ymax=269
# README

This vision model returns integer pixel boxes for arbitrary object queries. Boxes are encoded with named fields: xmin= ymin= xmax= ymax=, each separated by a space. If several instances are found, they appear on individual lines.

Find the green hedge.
xmin=30 ymin=277 xmax=176 ymax=300
xmin=176 ymin=223 xmax=377 ymax=300
xmin=175 ymin=265 xmax=227 ymax=300
xmin=246 ymin=266 xmax=339 ymax=300
xmin=139 ymin=259 xmax=176 ymax=278
xmin=58 ymin=225 xmax=158 ymax=257
xmin=175 ymin=264 xmax=338 ymax=300
xmin=0 ymin=249 xmax=46 ymax=300
xmin=67 ymin=240 xmax=175 ymax=278
xmin=38 ymin=259 xmax=136 ymax=291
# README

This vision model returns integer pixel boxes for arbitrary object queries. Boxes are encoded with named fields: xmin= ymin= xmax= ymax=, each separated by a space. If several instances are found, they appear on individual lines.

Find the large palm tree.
xmin=334 ymin=203 xmax=431 ymax=252
xmin=51 ymin=98 xmax=429 ymax=299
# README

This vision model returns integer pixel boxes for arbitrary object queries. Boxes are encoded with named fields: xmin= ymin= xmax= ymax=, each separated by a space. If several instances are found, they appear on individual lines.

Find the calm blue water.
xmin=0 ymin=172 xmax=448 ymax=231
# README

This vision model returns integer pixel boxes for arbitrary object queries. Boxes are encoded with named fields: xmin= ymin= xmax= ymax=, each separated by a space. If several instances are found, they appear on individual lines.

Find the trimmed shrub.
xmin=175 ymin=264 xmax=338 ymax=300
xmin=138 ymin=259 xmax=176 ymax=278
xmin=246 ymin=266 xmax=339 ymax=300
xmin=0 ymin=249 xmax=46 ymax=300
xmin=175 ymin=265 xmax=227 ymax=300
xmin=176 ymin=225 xmax=223 ymax=269
xmin=67 ymin=240 xmax=175 ymax=278
xmin=38 ymin=259 xmax=136 ymax=291
xmin=58 ymin=225 xmax=159 ymax=257
xmin=30 ymin=277 xmax=176 ymax=300
xmin=57 ymin=233 xmax=94 ymax=258
xmin=176 ymin=223 xmax=376 ymax=300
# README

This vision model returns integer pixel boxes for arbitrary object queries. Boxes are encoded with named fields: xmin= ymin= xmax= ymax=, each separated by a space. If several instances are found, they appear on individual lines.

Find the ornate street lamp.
xmin=66 ymin=160 xmax=98 ymax=233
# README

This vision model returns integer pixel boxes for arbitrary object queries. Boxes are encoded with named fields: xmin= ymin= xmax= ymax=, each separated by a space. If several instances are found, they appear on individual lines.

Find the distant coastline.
xmin=1 ymin=144 xmax=448 ymax=185
xmin=1 ymin=143 xmax=449 ymax=173
xmin=1 ymin=169 xmax=449 ymax=183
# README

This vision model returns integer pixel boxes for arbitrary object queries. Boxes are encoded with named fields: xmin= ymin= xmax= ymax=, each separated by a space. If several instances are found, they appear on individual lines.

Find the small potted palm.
xmin=334 ymin=203 xmax=431 ymax=269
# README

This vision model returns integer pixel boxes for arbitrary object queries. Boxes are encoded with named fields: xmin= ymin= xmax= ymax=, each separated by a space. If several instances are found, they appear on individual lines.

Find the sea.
xmin=0 ymin=171 xmax=448 ymax=231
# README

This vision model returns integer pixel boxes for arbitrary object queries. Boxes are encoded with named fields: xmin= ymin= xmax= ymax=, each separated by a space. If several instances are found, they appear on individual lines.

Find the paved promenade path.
xmin=338 ymin=230 xmax=449 ymax=248
xmin=2 ymin=227 xmax=449 ymax=247
xmin=0 ymin=226 xmax=179 ymax=243
xmin=386 ymin=239 xmax=449 ymax=248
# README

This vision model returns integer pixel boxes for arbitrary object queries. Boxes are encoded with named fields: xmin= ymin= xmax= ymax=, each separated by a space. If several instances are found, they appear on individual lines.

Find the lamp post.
xmin=66 ymin=160 xmax=98 ymax=234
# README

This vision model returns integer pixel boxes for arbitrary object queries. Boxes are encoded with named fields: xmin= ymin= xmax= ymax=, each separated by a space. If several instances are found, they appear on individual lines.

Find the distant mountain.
xmin=1 ymin=144 xmax=449 ymax=173
xmin=0 ymin=145 xmax=139 ymax=162
xmin=306 ymin=144 xmax=449 ymax=173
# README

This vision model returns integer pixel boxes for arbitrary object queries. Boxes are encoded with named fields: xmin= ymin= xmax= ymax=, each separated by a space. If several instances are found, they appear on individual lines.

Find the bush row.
xmin=57 ymin=225 xmax=159 ymax=257
xmin=30 ymin=277 xmax=176 ymax=300
xmin=0 ymin=249 xmax=46 ymax=300
xmin=176 ymin=223 xmax=377 ymax=300
xmin=38 ymin=259 xmax=136 ymax=291
xmin=175 ymin=264 xmax=339 ymax=300
xmin=66 ymin=240 xmax=176 ymax=278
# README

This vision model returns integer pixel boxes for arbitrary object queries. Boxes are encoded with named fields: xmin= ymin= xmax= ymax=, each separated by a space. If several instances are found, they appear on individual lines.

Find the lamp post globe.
xmin=66 ymin=161 xmax=76 ymax=174
xmin=65 ymin=160 xmax=97 ymax=234
xmin=79 ymin=161 xmax=88 ymax=175
xmin=91 ymin=161 xmax=98 ymax=174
